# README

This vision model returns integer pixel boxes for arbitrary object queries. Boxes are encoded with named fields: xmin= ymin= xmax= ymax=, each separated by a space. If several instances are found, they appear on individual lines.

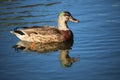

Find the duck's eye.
xmin=64 ymin=13 xmax=70 ymax=16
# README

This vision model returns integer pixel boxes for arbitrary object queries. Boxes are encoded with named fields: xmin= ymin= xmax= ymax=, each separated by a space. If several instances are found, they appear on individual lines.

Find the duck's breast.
xmin=60 ymin=30 xmax=73 ymax=41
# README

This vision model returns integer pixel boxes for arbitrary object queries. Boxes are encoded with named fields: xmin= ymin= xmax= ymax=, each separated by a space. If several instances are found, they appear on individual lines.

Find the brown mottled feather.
xmin=22 ymin=26 xmax=60 ymax=35
xmin=14 ymin=26 xmax=72 ymax=43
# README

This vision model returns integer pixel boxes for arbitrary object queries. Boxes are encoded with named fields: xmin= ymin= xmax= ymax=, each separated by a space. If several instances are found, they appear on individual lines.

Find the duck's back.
xmin=21 ymin=26 xmax=60 ymax=35
xmin=11 ymin=26 xmax=67 ymax=43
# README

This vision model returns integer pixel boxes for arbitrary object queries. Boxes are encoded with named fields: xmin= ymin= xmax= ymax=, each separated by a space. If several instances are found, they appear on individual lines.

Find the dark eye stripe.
xmin=64 ymin=13 xmax=70 ymax=16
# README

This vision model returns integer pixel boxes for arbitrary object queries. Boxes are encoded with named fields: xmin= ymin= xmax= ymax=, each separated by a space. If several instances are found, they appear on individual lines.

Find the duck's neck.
xmin=58 ymin=20 xmax=69 ymax=30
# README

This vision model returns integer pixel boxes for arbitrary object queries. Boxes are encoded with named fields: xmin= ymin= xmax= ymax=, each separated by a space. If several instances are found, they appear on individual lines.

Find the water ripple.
xmin=0 ymin=2 xmax=61 ymax=10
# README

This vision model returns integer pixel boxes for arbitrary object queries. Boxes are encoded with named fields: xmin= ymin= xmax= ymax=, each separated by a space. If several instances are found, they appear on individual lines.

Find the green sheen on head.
xmin=58 ymin=11 xmax=71 ymax=18
xmin=58 ymin=11 xmax=65 ymax=17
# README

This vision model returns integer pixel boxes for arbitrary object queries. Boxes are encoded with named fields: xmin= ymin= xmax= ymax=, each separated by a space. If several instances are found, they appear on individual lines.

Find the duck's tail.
xmin=10 ymin=27 xmax=28 ymax=40
xmin=10 ymin=27 xmax=27 ymax=35
xmin=10 ymin=30 xmax=25 ymax=35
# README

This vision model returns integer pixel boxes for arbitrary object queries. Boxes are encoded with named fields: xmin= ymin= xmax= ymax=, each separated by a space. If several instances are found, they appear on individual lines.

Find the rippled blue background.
xmin=0 ymin=0 xmax=120 ymax=80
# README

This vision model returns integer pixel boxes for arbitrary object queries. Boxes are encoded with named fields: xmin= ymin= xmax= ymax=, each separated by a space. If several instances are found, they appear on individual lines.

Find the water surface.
xmin=0 ymin=0 xmax=120 ymax=80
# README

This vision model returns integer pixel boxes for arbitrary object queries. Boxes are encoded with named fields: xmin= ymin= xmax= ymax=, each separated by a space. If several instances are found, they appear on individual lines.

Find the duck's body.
xmin=10 ymin=11 xmax=79 ymax=43
xmin=12 ymin=26 xmax=73 ymax=43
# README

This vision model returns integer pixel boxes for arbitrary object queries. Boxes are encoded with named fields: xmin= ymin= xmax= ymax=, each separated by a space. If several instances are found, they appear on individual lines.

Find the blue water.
xmin=0 ymin=0 xmax=120 ymax=80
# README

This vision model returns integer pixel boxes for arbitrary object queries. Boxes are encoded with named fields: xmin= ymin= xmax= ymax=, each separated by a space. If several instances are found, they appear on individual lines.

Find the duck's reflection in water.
xmin=59 ymin=50 xmax=78 ymax=67
xmin=13 ymin=40 xmax=79 ymax=67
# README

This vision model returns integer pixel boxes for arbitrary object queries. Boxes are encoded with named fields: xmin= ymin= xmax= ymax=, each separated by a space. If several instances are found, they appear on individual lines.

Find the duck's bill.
xmin=69 ymin=16 xmax=79 ymax=23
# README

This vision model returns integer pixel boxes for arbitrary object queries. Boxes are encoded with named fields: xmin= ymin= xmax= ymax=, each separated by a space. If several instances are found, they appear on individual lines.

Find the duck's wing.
xmin=14 ymin=26 xmax=61 ymax=36
xmin=11 ymin=26 xmax=64 ymax=42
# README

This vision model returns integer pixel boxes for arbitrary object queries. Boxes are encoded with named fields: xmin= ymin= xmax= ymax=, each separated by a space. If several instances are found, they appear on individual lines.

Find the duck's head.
xmin=58 ymin=11 xmax=79 ymax=23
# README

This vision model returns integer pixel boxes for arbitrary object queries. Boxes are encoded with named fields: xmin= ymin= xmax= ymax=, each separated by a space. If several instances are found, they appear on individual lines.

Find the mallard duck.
xmin=10 ymin=11 xmax=79 ymax=43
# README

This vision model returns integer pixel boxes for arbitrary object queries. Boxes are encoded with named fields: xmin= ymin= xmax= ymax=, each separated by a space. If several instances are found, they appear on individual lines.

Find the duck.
xmin=10 ymin=11 xmax=79 ymax=43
